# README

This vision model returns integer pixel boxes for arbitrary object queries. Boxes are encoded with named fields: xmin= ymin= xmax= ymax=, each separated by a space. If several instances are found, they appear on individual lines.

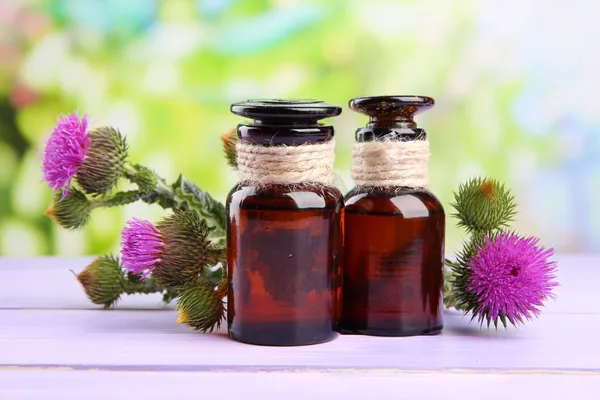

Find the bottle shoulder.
xmin=344 ymin=186 xmax=444 ymax=217
xmin=227 ymin=183 xmax=343 ymax=211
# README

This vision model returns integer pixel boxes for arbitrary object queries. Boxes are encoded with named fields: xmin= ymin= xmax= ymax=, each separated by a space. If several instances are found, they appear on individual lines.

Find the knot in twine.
xmin=352 ymin=139 xmax=430 ymax=188
xmin=236 ymin=140 xmax=335 ymax=186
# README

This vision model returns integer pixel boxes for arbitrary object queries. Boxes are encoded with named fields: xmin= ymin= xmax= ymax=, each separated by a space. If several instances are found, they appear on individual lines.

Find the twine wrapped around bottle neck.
xmin=236 ymin=139 xmax=335 ymax=186
xmin=351 ymin=139 xmax=430 ymax=188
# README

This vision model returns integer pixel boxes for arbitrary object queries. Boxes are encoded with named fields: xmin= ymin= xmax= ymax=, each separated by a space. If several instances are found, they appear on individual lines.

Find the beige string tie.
xmin=236 ymin=140 xmax=335 ymax=186
xmin=351 ymin=139 xmax=430 ymax=188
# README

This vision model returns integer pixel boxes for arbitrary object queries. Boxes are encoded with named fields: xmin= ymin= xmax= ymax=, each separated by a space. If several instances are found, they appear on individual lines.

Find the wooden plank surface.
xmin=0 ymin=255 xmax=598 ymax=398
xmin=1 ymin=370 xmax=599 ymax=400
xmin=1 ymin=255 xmax=594 ymax=312
xmin=0 ymin=257 xmax=170 ymax=310
xmin=1 ymin=310 xmax=599 ymax=370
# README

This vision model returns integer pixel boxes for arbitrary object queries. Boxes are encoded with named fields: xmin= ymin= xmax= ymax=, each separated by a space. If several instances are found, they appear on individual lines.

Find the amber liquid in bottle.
xmin=341 ymin=96 xmax=445 ymax=336
xmin=227 ymin=100 xmax=343 ymax=346
xmin=227 ymin=184 xmax=343 ymax=345
xmin=342 ymin=188 xmax=444 ymax=335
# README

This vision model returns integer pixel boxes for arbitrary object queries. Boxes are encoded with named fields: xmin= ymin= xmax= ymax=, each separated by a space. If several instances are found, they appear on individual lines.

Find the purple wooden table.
xmin=1 ymin=255 xmax=599 ymax=399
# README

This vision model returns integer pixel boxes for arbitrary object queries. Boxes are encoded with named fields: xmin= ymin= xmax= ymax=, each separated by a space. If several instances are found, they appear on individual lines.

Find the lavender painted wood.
xmin=0 ymin=255 xmax=597 ymax=376
xmin=1 ymin=370 xmax=599 ymax=400
xmin=1 ymin=310 xmax=599 ymax=371
xmin=0 ymin=254 xmax=593 ymax=313
xmin=0 ymin=257 xmax=172 ymax=310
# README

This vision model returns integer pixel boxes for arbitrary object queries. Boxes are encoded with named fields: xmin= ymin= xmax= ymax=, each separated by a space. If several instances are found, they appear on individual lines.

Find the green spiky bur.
xmin=126 ymin=164 xmax=159 ymax=192
xmin=451 ymin=177 xmax=516 ymax=234
xmin=76 ymin=255 xmax=177 ymax=308
xmin=151 ymin=210 xmax=224 ymax=288
xmin=176 ymin=273 xmax=227 ymax=333
xmin=46 ymin=189 xmax=92 ymax=230
xmin=76 ymin=127 xmax=129 ymax=195
xmin=220 ymin=129 xmax=238 ymax=169
xmin=76 ymin=255 xmax=124 ymax=307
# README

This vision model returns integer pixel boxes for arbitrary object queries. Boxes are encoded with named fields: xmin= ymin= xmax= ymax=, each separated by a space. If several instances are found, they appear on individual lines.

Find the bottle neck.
xmin=238 ymin=124 xmax=334 ymax=146
xmin=366 ymin=115 xmax=417 ymax=129
xmin=355 ymin=127 xmax=427 ymax=142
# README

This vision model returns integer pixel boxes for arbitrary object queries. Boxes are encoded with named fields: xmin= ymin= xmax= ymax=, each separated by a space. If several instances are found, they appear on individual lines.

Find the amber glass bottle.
xmin=227 ymin=99 xmax=343 ymax=346
xmin=341 ymin=96 xmax=445 ymax=336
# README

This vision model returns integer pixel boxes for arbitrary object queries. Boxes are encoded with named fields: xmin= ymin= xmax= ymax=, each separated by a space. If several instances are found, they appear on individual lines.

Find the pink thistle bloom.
xmin=42 ymin=114 xmax=91 ymax=198
xmin=121 ymin=218 xmax=164 ymax=279
xmin=466 ymin=232 xmax=558 ymax=326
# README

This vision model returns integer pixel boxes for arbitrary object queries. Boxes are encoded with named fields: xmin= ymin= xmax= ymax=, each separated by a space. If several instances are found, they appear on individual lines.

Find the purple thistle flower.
xmin=121 ymin=218 xmax=164 ymax=279
xmin=42 ymin=114 xmax=91 ymax=198
xmin=466 ymin=232 xmax=558 ymax=326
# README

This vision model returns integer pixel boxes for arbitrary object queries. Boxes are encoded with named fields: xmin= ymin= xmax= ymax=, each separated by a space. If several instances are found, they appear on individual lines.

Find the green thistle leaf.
xmin=173 ymin=176 xmax=227 ymax=236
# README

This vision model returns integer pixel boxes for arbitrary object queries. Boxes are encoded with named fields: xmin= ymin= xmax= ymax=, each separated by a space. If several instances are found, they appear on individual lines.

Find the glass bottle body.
xmin=341 ymin=186 xmax=444 ymax=336
xmin=227 ymin=183 xmax=343 ymax=346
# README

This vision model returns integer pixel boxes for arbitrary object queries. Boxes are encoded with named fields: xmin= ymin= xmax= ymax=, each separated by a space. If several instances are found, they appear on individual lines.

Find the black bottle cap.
xmin=349 ymin=95 xmax=434 ymax=129
xmin=231 ymin=99 xmax=342 ymax=125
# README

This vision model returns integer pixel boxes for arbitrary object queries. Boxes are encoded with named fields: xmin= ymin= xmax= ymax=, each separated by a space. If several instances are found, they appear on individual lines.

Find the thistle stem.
xmin=123 ymin=163 xmax=186 ymax=209
xmin=155 ymin=180 xmax=175 ymax=198
xmin=121 ymin=274 xmax=178 ymax=303
xmin=122 ymin=166 xmax=137 ymax=182
xmin=92 ymin=190 xmax=147 ymax=209
xmin=122 ymin=275 xmax=162 ymax=295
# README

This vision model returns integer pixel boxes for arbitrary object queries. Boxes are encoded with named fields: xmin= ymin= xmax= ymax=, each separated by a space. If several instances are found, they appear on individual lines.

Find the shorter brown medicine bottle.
xmin=341 ymin=96 xmax=445 ymax=336
xmin=226 ymin=99 xmax=344 ymax=346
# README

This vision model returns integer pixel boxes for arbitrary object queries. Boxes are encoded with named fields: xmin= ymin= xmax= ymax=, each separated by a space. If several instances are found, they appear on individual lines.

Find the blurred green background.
xmin=0 ymin=0 xmax=598 ymax=256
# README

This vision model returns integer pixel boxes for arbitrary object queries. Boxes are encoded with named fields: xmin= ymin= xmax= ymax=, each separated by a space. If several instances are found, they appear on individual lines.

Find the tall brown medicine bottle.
xmin=341 ymin=96 xmax=445 ymax=336
xmin=227 ymin=99 xmax=343 ymax=346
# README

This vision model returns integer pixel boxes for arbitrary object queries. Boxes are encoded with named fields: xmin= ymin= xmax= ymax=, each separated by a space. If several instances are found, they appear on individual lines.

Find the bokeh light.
xmin=0 ymin=0 xmax=598 ymax=256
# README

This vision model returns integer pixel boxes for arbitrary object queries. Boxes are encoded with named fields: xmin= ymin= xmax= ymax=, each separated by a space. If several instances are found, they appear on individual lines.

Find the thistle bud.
xmin=76 ymin=126 xmax=128 ymax=195
xmin=42 ymin=115 xmax=128 ymax=197
xmin=452 ymin=177 xmax=517 ymax=233
xmin=176 ymin=277 xmax=227 ymax=333
xmin=446 ymin=232 xmax=557 ymax=328
xmin=129 ymin=164 xmax=159 ymax=192
xmin=77 ymin=255 xmax=124 ymax=308
xmin=153 ymin=211 xmax=215 ymax=287
xmin=220 ymin=129 xmax=238 ymax=169
xmin=120 ymin=211 xmax=215 ymax=288
xmin=45 ymin=188 xmax=93 ymax=230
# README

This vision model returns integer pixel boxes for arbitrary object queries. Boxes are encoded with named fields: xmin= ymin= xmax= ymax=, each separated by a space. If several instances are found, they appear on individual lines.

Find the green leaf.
xmin=173 ymin=176 xmax=227 ymax=236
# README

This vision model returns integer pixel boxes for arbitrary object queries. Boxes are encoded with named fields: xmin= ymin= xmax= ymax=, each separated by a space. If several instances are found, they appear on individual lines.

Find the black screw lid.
xmin=231 ymin=99 xmax=342 ymax=125
xmin=350 ymin=96 xmax=434 ymax=128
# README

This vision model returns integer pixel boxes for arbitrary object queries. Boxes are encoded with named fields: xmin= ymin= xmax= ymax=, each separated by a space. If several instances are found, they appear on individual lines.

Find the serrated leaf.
xmin=173 ymin=177 xmax=227 ymax=236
